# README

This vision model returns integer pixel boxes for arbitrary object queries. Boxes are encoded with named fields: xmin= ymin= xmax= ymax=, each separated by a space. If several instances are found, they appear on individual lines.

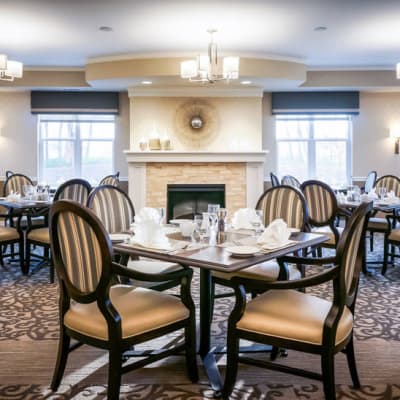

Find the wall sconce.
xmin=390 ymin=127 xmax=400 ymax=154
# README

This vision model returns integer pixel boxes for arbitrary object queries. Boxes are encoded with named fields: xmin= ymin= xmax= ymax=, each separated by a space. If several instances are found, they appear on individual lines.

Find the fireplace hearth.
xmin=167 ymin=184 xmax=225 ymax=221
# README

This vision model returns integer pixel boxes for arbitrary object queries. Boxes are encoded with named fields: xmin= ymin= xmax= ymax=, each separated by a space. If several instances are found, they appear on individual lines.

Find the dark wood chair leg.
xmin=370 ymin=232 xmax=374 ymax=252
xmin=382 ymin=236 xmax=389 ymax=275
xmin=344 ymin=336 xmax=361 ymax=388
xmin=25 ymin=240 xmax=31 ymax=275
xmin=49 ymin=254 xmax=55 ymax=284
xmin=20 ymin=238 xmax=28 ymax=275
xmin=51 ymin=329 xmax=70 ymax=391
xmin=222 ymin=332 xmax=240 ymax=399
xmin=107 ymin=348 xmax=122 ymax=400
xmin=321 ymin=351 xmax=336 ymax=400
xmin=185 ymin=320 xmax=199 ymax=382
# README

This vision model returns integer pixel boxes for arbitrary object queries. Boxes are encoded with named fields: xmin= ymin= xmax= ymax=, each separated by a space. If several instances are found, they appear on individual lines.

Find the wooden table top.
xmin=114 ymin=231 xmax=327 ymax=273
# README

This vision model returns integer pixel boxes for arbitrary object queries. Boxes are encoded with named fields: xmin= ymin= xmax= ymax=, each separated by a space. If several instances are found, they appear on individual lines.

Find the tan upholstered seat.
xmin=388 ymin=228 xmax=400 ymax=241
xmin=0 ymin=226 xmax=20 ymax=241
xmin=237 ymin=289 xmax=353 ymax=346
xmin=213 ymin=260 xmax=301 ymax=281
xmin=313 ymin=226 xmax=344 ymax=246
xmin=65 ymin=285 xmax=189 ymax=340
xmin=27 ymin=227 xmax=50 ymax=243
xmin=367 ymin=217 xmax=389 ymax=230
xmin=127 ymin=259 xmax=182 ymax=274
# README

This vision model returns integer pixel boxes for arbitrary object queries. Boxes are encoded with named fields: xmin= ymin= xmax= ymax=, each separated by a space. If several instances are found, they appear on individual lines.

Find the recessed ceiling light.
xmin=314 ymin=26 xmax=327 ymax=32
xmin=241 ymin=80 xmax=252 ymax=85
xmin=99 ymin=26 xmax=113 ymax=32
xmin=141 ymin=81 xmax=152 ymax=85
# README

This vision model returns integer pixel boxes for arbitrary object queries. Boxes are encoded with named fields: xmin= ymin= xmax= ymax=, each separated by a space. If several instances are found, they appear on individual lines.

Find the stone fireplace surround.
xmin=125 ymin=150 xmax=268 ymax=214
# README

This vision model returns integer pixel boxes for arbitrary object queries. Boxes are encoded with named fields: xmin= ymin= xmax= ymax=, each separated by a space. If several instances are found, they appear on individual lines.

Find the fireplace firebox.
xmin=167 ymin=184 xmax=225 ymax=221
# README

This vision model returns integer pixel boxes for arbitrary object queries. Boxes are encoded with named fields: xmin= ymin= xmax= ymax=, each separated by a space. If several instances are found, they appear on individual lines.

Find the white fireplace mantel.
xmin=125 ymin=150 xmax=269 ymax=211
xmin=124 ymin=150 xmax=268 ymax=163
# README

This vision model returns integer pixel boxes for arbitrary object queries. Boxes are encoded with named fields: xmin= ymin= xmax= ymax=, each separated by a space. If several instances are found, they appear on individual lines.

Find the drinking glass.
xmin=156 ymin=207 xmax=165 ymax=224
xmin=23 ymin=184 xmax=34 ymax=199
xmin=378 ymin=187 xmax=387 ymax=200
xmin=194 ymin=214 xmax=208 ymax=241
xmin=251 ymin=209 xmax=264 ymax=235
xmin=207 ymin=204 xmax=220 ymax=231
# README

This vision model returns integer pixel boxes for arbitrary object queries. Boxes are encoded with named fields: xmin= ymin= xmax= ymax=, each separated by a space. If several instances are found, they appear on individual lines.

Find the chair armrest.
xmin=231 ymin=265 xmax=339 ymax=292
xmin=112 ymin=261 xmax=191 ymax=282
xmin=277 ymin=254 xmax=337 ymax=266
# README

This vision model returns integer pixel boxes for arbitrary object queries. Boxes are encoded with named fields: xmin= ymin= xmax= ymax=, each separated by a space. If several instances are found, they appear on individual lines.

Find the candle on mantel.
xmin=161 ymin=135 xmax=171 ymax=150
xmin=149 ymin=135 xmax=161 ymax=150
xmin=139 ymin=137 xmax=148 ymax=151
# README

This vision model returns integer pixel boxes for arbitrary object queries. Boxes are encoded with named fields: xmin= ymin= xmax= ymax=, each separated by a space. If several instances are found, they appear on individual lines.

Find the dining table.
xmin=113 ymin=228 xmax=328 ymax=396
xmin=0 ymin=196 xmax=52 ymax=274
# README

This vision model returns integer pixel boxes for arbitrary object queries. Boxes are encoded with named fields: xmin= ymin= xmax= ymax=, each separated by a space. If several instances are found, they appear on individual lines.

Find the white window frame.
xmin=275 ymin=114 xmax=353 ymax=184
xmin=37 ymin=114 xmax=115 ymax=184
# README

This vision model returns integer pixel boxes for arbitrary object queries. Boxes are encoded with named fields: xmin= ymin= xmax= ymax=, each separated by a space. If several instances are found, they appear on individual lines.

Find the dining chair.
xmin=362 ymin=170 xmax=377 ymax=194
xmin=212 ymin=185 xmax=309 ymax=296
xmin=25 ymin=178 xmax=92 ymax=282
xmin=281 ymin=174 xmax=301 ymax=189
xmin=300 ymin=180 xmax=342 ymax=252
xmin=269 ymin=172 xmax=280 ymax=188
xmin=222 ymin=201 xmax=373 ymax=400
xmin=0 ymin=218 xmax=24 ymax=272
xmin=49 ymin=200 xmax=198 ymax=400
xmin=87 ymin=185 xmax=184 ymax=290
xmin=99 ymin=171 xmax=120 ymax=187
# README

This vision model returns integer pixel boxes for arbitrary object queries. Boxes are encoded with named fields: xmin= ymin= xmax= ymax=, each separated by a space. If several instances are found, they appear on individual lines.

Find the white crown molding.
xmin=128 ymin=86 xmax=264 ymax=98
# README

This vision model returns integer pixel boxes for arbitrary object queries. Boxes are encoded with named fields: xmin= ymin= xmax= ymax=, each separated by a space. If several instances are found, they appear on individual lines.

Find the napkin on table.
xmin=6 ymin=191 xmax=21 ymax=202
xmin=231 ymin=208 xmax=260 ymax=230
xmin=134 ymin=207 xmax=162 ymax=224
xmin=257 ymin=218 xmax=292 ymax=250
xmin=366 ymin=188 xmax=379 ymax=200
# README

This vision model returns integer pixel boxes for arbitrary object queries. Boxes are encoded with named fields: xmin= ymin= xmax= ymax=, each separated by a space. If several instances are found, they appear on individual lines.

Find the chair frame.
xmin=99 ymin=171 xmax=120 ymax=187
xmin=25 ymin=178 xmax=92 ymax=282
xmin=300 ymin=179 xmax=341 ymax=250
xmin=222 ymin=201 xmax=372 ymax=400
xmin=281 ymin=175 xmax=301 ymax=189
xmin=362 ymin=171 xmax=377 ymax=194
xmin=49 ymin=200 xmax=198 ymax=399
xmin=269 ymin=172 xmax=280 ymax=187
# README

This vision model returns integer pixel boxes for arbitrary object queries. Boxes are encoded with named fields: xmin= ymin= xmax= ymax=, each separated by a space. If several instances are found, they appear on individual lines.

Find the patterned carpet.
xmin=0 ymin=238 xmax=400 ymax=399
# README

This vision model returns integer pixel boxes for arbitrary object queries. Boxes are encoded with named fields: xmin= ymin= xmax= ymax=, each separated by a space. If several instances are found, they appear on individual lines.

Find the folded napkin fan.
xmin=134 ymin=207 xmax=162 ymax=224
xmin=6 ymin=191 xmax=21 ymax=201
xmin=231 ymin=208 xmax=262 ymax=230
xmin=367 ymin=188 xmax=379 ymax=200
xmin=131 ymin=219 xmax=171 ymax=250
xmin=257 ymin=218 xmax=292 ymax=250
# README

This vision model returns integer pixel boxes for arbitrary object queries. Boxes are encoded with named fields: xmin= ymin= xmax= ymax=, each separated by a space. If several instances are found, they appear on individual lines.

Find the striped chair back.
xmin=50 ymin=200 xmax=112 ymax=297
xmin=99 ymin=172 xmax=120 ymax=187
xmin=3 ymin=173 xmax=33 ymax=196
xmin=87 ymin=185 xmax=135 ymax=234
xmin=300 ymin=180 xmax=338 ymax=227
xmin=255 ymin=185 xmax=308 ymax=230
xmin=54 ymin=179 xmax=92 ymax=205
xmin=281 ymin=175 xmax=301 ymax=189
xmin=374 ymin=175 xmax=400 ymax=196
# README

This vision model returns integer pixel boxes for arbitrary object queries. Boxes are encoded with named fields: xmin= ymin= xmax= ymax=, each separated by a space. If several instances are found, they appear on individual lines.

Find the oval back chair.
xmin=281 ymin=175 xmax=301 ymax=189
xmin=49 ymin=200 xmax=198 ymax=399
xmin=270 ymin=172 xmax=280 ymax=188
xmin=99 ymin=171 xmax=120 ymax=187
xmin=54 ymin=178 xmax=92 ymax=204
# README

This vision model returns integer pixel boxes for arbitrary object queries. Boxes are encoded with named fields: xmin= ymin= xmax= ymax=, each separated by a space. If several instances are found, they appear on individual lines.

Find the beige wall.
xmin=0 ymin=91 xmax=130 ymax=181
xmin=262 ymin=91 xmax=400 ymax=181
xmin=130 ymin=96 xmax=262 ymax=151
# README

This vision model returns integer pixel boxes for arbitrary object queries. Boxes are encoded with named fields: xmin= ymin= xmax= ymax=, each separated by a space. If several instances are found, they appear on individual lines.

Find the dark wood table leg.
xmin=199 ymin=268 xmax=223 ymax=397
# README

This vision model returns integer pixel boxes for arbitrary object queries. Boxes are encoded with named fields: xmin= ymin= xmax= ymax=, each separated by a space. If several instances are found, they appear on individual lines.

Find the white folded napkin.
xmin=231 ymin=208 xmax=260 ymax=230
xmin=131 ymin=219 xmax=172 ymax=250
xmin=336 ymin=192 xmax=346 ymax=204
xmin=367 ymin=188 xmax=379 ymax=200
xmin=6 ymin=191 xmax=21 ymax=201
xmin=134 ymin=207 xmax=162 ymax=224
xmin=385 ymin=190 xmax=399 ymax=204
xmin=257 ymin=218 xmax=292 ymax=250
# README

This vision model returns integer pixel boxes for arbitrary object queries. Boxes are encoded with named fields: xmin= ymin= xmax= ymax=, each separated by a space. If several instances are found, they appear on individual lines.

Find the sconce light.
xmin=390 ymin=127 xmax=400 ymax=154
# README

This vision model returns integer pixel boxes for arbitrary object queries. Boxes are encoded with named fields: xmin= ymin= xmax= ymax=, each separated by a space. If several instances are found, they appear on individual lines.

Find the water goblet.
xmin=156 ymin=207 xmax=165 ymax=224
xmin=251 ymin=209 xmax=264 ymax=235
xmin=194 ymin=215 xmax=207 ymax=242
xmin=207 ymin=204 xmax=220 ymax=231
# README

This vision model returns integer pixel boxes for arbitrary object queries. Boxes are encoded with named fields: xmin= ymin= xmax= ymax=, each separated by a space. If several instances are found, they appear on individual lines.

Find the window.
xmin=38 ymin=114 xmax=115 ymax=185
xmin=275 ymin=114 xmax=352 ymax=186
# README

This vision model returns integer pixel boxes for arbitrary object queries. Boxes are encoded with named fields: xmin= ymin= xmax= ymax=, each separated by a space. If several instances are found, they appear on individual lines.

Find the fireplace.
xmin=167 ymin=184 xmax=225 ymax=221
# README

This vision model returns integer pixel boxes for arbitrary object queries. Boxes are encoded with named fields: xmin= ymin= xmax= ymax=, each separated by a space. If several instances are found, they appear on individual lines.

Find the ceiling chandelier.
xmin=0 ymin=54 xmax=23 ymax=81
xmin=180 ymin=29 xmax=239 ymax=84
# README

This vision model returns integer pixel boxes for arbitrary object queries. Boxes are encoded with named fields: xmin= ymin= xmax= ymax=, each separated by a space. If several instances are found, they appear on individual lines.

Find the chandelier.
xmin=0 ymin=54 xmax=23 ymax=81
xmin=180 ymin=29 xmax=239 ymax=83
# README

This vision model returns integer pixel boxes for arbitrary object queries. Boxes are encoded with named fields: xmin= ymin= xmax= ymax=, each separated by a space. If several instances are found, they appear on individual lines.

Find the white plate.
xmin=109 ymin=233 xmax=131 ymax=243
xmin=288 ymin=227 xmax=300 ymax=233
xmin=226 ymin=245 xmax=260 ymax=257
xmin=169 ymin=219 xmax=193 ymax=225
